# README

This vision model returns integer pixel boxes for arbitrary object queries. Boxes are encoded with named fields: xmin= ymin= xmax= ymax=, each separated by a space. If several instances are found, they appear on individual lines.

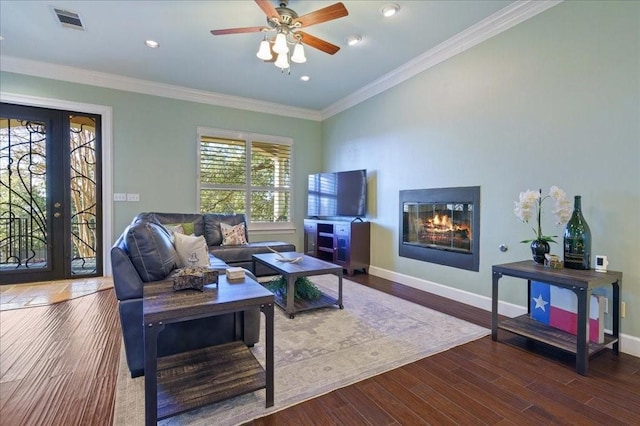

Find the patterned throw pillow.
xmin=220 ymin=222 xmax=248 ymax=245
xmin=163 ymin=223 xmax=184 ymax=235
xmin=164 ymin=222 xmax=195 ymax=236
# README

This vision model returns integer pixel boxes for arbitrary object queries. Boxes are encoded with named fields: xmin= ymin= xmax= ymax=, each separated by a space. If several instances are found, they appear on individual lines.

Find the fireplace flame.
xmin=425 ymin=214 xmax=472 ymax=240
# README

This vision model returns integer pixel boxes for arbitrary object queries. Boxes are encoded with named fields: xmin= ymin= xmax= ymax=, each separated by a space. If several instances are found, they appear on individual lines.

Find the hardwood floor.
xmin=1 ymin=273 xmax=639 ymax=425
xmin=0 ymin=287 xmax=121 ymax=425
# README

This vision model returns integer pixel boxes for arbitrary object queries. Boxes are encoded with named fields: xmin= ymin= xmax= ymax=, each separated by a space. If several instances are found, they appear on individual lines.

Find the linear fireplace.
xmin=399 ymin=186 xmax=480 ymax=271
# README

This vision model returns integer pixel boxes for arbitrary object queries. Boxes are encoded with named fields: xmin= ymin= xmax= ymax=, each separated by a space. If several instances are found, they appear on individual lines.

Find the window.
xmin=198 ymin=127 xmax=293 ymax=231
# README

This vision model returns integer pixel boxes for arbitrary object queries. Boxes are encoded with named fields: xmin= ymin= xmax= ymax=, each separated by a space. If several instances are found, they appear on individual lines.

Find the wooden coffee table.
xmin=252 ymin=252 xmax=343 ymax=318
xmin=143 ymin=275 xmax=274 ymax=425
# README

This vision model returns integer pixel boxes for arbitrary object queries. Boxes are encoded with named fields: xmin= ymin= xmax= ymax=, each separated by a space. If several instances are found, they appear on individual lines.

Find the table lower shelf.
xmin=497 ymin=315 xmax=617 ymax=355
xmin=156 ymin=341 xmax=265 ymax=420
xmin=273 ymin=292 xmax=341 ymax=316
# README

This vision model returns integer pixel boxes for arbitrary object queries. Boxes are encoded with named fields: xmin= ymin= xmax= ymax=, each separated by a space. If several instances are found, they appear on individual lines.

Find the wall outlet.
xmin=113 ymin=193 xmax=126 ymax=202
xmin=621 ymin=301 xmax=626 ymax=318
xmin=126 ymin=193 xmax=140 ymax=202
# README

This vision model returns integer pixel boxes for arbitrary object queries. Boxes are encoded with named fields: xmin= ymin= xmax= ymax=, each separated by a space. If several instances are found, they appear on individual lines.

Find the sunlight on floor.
xmin=0 ymin=277 xmax=113 ymax=311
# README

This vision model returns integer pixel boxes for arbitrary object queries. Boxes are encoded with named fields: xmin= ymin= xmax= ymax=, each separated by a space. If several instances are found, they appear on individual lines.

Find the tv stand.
xmin=304 ymin=219 xmax=370 ymax=276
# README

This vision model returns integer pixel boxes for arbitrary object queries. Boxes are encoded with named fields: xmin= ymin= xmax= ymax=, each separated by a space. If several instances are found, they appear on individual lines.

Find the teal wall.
xmin=0 ymin=72 xmax=322 ymax=246
xmin=322 ymin=1 xmax=640 ymax=338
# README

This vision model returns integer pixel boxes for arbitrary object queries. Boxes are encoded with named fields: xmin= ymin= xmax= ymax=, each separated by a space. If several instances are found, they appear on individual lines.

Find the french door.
xmin=0 ymin=103 xmax=102 ymax=284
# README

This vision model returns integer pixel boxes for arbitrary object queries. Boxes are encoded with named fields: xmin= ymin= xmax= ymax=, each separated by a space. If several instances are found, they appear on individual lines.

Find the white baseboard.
xmin=368 ymin=266 xmax=640 ymax=358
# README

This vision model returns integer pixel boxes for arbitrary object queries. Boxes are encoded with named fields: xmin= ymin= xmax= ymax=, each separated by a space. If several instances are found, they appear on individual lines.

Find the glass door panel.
xmin=0 ymin=116 xmax=52 ymax=274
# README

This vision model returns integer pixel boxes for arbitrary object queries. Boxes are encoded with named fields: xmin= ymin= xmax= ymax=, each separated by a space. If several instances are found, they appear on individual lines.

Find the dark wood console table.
xmin=143 ymin=275 xmax=274 ymax=425
xmin=492 ymin=261 xmax=621 ymax=375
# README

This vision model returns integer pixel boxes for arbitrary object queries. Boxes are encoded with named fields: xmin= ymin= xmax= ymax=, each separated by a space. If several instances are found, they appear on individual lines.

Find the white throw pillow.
xmin=173 ymin=232 xmax=210 ymax=268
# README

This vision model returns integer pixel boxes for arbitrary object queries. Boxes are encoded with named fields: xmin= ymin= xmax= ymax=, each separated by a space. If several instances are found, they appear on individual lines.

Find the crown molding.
xmin=321 ymin=0 xmax=562 ymax=120
xmin=0 ymin=56 xmax=322 ymax=121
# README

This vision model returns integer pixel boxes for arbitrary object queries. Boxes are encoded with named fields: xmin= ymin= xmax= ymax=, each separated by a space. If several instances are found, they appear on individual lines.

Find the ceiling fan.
xmin=210 ymin=0 xmax=349 ymax=71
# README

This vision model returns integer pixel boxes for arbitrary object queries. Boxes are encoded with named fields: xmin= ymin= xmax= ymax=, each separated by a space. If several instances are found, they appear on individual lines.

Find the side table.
xmin=143 ymin=275 xmax=274 ymax=425
xmin=492 ymin=260 xmax=621 ymax=375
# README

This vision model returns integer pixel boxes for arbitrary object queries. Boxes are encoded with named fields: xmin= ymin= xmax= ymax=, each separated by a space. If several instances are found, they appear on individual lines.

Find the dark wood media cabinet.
xmin=304 ymin=219 xmax=370 ymax=276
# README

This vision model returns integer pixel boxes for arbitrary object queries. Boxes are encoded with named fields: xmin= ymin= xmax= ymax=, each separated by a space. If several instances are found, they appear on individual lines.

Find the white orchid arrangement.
xmin=514 ymin=186 xmax=572 ymax=243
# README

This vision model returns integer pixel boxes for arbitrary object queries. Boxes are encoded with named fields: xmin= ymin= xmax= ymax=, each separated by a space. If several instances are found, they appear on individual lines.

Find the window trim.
xmin=197 ymin=126 xmax=294 ymax=233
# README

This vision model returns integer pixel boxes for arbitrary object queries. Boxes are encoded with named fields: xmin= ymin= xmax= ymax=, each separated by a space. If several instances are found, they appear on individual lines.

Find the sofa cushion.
xmin=173 ymin=232 xmax=210 ymax=268
xmin=203 ymin=213 xmax=248 ymax=246
xmin=221 ymin=222 xmax=248 ymax=245
xmin=125 ymin=221 xmax=178 ymax=282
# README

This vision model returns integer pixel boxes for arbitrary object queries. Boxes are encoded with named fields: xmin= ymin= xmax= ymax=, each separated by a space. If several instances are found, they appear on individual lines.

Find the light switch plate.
xmin=113 ymin=193 xmax=126 ymax=202
xmin=126 ymin=193 xmax=140 ymax=202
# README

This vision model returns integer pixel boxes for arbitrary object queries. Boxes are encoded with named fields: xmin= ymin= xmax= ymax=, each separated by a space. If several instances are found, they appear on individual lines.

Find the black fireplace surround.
xmin=399 ymin=186 xmax=480 ymax=272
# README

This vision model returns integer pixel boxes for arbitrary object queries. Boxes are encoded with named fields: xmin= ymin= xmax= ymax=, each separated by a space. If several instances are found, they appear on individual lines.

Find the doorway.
xmin=0 ymin=103 xmax=102 ymax=284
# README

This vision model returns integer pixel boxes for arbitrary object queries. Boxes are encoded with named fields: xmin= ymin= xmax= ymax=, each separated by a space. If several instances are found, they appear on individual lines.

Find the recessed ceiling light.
xmin=346 ymin=35 xmax=362 ymax=46
xmin=300 ymin=75 xmax=310 ymax=82
xmin=145 ymin=40 xmax=159 ymax=48
xmin=381 ymin=4 xmax=400 ymax=18
xmin=0 ymin=35 xmax=4 ymax=41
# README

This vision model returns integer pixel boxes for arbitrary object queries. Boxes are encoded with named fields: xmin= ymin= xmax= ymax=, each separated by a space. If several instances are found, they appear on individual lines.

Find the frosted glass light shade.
xmin=256 ymin=40 xmax=273 ymax=60
xmin=274 ymin=52 xmax=289 ymax=69
xmin=273 ymin=33 xmax=289 ymax=54
xmin=291 ymin=43 xmax=306 ymax=63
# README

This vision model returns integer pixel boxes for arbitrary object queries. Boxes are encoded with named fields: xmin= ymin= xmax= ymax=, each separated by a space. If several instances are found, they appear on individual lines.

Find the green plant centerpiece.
xmin=265 ymin=276 xmax=323 ymax=301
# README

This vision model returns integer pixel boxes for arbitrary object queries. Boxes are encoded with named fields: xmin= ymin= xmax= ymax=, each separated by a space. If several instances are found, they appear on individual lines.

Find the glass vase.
xmin=563 ymin=195 xmax=592 ymax=269
xmin=530 ymin=239 xmax=550 ymax=264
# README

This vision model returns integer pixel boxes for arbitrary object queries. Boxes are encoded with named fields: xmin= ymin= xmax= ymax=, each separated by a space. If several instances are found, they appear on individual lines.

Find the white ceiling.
xmin=0 ymin=1 xmax=524 ymax=113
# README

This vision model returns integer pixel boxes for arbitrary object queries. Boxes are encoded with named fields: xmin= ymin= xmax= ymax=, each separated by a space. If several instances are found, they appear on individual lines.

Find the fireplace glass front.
xmin=402 ymin=202 xmax=473 ymax=252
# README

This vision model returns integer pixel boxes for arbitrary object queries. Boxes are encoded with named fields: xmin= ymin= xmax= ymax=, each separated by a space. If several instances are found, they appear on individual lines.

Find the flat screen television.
xmin=307 ymin=169 xmax=367 ymax=218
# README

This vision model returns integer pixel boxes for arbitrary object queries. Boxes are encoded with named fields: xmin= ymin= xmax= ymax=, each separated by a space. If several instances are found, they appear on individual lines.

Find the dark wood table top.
xmin=492 ymin=260 xmax=622 ymax=289
xmin=252 ymin=252 xmax=342 ymax=276
xmin=143 ymin=275 xmax=274 ymax=324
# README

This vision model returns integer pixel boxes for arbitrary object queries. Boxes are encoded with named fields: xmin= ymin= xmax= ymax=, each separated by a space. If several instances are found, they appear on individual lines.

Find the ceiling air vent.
xmin=54 ymin=8 xmax=84 ymax=30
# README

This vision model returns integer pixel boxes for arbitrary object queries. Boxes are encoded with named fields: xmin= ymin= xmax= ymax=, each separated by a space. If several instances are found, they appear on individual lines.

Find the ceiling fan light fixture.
xmin=273 ymin=32 xmax=289 ymax=54
xmin=346 ymin=35 xmax=362 ymax=46
xmin=256 ymin=38 xmax=273 ymax=60
xmin=144 ymin=39 xmax=159 ymax=48
xmin=291 ymin=43 xmax=306 ymax=63
xmin=381 ymin=4 xmax=400 ymax=18
xmin=274 ymin=52 xmax=289 ymax=69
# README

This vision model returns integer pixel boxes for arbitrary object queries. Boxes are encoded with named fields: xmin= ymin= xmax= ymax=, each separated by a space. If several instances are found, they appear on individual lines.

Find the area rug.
xmin=113 ymin=275 xmax=489 ymax=425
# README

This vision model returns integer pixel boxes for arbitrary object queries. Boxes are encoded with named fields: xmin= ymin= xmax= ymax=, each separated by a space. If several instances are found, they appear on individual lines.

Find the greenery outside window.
xmin=198 ymin=127 xmax=293 ymax=232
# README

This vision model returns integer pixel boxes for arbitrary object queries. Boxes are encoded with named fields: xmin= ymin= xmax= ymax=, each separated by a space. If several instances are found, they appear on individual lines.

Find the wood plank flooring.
xmin=0 ymin=287 xmax=121 ymax=425
xmin=1 ymin=273 xmax=639 ymax=425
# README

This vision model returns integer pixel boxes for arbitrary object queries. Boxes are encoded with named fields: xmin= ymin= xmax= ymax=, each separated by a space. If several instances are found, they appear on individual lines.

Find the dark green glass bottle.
xmin=563 ymin=195 xmax=591 ymax=269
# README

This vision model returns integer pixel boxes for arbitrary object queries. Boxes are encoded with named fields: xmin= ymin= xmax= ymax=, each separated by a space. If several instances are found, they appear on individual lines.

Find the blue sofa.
xmin=111 ymin=212 xmax=295 ymax=377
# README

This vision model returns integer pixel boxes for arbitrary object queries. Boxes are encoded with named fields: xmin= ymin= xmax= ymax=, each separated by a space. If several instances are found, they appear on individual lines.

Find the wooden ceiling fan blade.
xmin=297 ymin=31 xmax=340 ymax=55
xmin=210 ymin=26 xmax=266 ymax=36
xmin=293 ymin=2 xmax=348 ymax=28
xmin=255 ymin=0 xmax=281 ymax=21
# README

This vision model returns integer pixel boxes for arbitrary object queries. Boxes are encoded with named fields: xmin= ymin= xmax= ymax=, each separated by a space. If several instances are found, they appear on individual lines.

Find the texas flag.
xmin=530 ymin=281 xmax=604 ymax=343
